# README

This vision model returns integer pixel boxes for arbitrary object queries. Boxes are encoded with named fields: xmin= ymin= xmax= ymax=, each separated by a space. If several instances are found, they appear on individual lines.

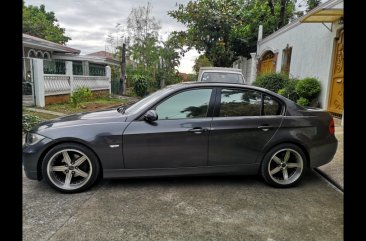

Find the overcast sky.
xmin=24 ymin=0 xmax=199 ymax=73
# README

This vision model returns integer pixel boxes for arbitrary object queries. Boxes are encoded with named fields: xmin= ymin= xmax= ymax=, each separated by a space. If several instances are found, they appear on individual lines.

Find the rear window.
xmin=263 ymin=95 xmax=282 ymax=115
xmin=202 ymin=72 xmax=244 ymax=84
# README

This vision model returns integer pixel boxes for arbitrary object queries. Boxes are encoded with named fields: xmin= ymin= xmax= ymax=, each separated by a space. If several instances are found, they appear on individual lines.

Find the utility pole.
xmin=120 ymin=43 xmax=126 ymax=95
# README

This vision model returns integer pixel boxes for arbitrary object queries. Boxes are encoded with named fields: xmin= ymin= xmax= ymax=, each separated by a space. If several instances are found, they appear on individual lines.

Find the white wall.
xmin=257 ymin=21 xmax=343 ymax=109
xmin=233 ymin=56 xmax=254 ymax=84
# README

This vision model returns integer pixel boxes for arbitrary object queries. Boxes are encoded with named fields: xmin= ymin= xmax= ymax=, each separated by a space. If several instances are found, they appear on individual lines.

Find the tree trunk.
xmin=278 ymin=0 xmax=288 ymax=29
xmin=267 ymin=0 xmax=275 ymax=15
xmin=121 ymin=43 xmax=127 ymax=95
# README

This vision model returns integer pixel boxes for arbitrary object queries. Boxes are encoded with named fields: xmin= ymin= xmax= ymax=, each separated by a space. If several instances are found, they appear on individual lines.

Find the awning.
xmin=300 ymin=9 xmax=343 ymax=23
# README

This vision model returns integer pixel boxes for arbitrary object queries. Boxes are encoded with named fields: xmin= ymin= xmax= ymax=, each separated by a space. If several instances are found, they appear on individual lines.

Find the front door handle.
xmin=258 ymin=125 xmax=274 ymax=132
xmin=188 ymin=127 xmax=208 ymax=134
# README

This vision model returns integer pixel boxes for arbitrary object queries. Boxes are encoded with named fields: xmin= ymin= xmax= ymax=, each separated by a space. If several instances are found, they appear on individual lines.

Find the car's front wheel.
xmin=42 ymin=143 xmax=100 ymax=193
xmin=261 ymin=144 xmax=306 ymax=188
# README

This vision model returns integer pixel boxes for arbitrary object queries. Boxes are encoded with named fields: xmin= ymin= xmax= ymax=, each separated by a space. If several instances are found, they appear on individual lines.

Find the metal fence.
xmin=43 ymin=59 xmax=66 ymax=74
xmin=22 ymin=57 xmax=35 ymax=106
xmin=111 ymin=79 xmax=122 ymax=95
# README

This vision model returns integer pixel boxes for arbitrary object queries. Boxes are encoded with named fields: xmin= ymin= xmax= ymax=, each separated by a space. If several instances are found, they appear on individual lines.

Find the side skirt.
xmin=103 ymin=164 xmax=260 ymax=179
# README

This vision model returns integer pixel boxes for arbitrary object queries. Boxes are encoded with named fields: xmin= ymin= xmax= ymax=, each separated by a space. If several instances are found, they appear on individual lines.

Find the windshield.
xmin=202 ymin=72 xmax=244 ymax=84
xmin=123 ymin=87 xmax=173 ymax=115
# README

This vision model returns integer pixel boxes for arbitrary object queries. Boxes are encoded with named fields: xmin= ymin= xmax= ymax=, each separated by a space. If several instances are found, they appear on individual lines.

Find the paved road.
xmin=23 ymin=170 xmax=343 ymax=241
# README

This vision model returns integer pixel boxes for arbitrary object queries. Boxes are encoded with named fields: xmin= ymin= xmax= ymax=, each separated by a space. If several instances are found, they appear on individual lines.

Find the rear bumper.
xmin=309 ymin=136 xmax=338 ymax=168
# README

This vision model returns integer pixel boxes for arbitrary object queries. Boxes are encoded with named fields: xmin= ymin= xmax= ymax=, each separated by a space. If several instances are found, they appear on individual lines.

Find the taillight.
xmin=329 ymin=119 xmax=335 ymax=135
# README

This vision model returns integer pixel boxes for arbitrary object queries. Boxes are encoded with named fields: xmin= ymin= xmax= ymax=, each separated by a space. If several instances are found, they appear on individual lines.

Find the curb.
xmin=314 ymin=168 xmax=343 ymax=192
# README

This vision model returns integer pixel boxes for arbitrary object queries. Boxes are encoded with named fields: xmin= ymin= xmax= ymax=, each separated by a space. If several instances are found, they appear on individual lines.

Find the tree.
xmin=23 ymin=3 xmax=71 ymax=44
xmin=193 ymin=55 xmax=213 ymax=73
xmin=305 ymin=0 xmax=321 ymax=12
xmin=157 ymin=37 xmax=182 ymax=87
xmin=109 ymin=2 xmax=182 ymax=91
xmin=127 ymin=1 xmax=161 ymax=44
xmin=168 ymin=0 xmax=298 ymax=66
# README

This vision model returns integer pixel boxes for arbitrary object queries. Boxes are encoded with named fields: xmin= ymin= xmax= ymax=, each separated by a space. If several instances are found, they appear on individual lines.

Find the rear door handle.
xmin=258 ymin=125 xmax=274 ymax=132
xmin=188 ymin=127 xmax=208 ymax=134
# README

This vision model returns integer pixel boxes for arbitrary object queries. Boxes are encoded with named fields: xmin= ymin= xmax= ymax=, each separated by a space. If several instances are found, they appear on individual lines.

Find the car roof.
xmin=170 ymin=81 xmax=268 ymax=92
xmin=167 ymin=81 xmax=292 ymax=104
xmin=199 ymin=67 xmax=242 ymax=72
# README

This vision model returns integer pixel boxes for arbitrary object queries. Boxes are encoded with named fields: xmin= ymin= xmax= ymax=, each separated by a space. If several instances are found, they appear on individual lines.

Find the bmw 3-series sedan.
xmin=23 ymin=82 xmax=338 ymax=193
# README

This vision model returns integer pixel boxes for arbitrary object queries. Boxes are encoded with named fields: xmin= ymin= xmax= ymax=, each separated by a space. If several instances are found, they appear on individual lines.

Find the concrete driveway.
xmin=23 ymin=170 xmax=343 ymax=241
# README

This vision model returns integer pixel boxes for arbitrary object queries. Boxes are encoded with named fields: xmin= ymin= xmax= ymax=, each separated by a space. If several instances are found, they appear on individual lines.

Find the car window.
xmin=219 ymin=89 xmax=261 ymax=117
xmin=202 ymin=72 xmax=244 ymax=84
xmin=124 ymin=87 xmax=172 ymax=115
xmin=263 ymin=95 xmax=282 ymax=115
xmin=156 ymin=89 xmax=212 ymax=120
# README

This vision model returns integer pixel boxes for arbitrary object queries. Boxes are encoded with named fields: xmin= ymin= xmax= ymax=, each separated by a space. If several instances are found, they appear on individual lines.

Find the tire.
xmin=42 ymin=143 xmax=100 ymax=193
xmin=260 ymin=143 xmax=306 ymax=188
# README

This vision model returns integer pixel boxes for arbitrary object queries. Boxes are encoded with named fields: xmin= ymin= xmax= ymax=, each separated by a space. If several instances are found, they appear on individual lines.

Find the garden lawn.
xmin=23 ymin=110 xmax=58 ymax=120
xmin=42 ymin=97 xmax=131 ymax=115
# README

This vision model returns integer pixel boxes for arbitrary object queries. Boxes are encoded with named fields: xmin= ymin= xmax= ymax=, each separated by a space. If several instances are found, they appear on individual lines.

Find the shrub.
xmin=132 ymin=74 xmax=149 ymax=97
xmin=297 ymin=97 xmax=310 ymax=106
xmin=277 ymin=78 xmax=299 ymax=102
xmin=23 ymin=114 xmax=43 ymax=132
xmin=253 ymin=73 xmax=289 ymax=93
xmin=295 ymin=77 xmax=321 ymax=100
xmin=70 ymin=87 xmax=92 ymax=107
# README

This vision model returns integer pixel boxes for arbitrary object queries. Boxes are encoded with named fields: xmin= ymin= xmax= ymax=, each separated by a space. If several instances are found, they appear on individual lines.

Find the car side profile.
xmin=23 ymin=82 xmax=337 ymax=193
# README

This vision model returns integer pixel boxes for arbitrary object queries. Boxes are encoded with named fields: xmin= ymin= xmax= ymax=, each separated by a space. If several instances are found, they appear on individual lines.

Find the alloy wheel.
xmin=46 ymin=149 xmax=93 ymax=190
xmin=267 ymin=148 xmax=304 ymax=185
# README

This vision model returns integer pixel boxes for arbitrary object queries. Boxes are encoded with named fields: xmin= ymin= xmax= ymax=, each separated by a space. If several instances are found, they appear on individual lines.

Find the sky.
xmin=24 ymin=0 xmax=200 ymax=73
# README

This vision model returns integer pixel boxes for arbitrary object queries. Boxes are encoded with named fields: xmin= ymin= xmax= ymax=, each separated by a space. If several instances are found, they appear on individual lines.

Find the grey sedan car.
xmin=23 ymin=82 xmax=337 ymax=193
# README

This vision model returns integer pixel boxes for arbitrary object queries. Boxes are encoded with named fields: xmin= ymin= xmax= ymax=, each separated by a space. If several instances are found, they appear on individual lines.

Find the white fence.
xmin=44 ymin=75 xmax=110 ymax=96
xmin=44 ymin=75 xmax=71 ymax=96
xmin=31 ymin=59 xmax=111 ymax=107
xmin=73 ymin=76 xmax=110 ymax=91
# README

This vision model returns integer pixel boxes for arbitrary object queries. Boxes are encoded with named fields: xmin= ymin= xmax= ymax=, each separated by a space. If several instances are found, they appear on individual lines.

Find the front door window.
xmin=156 ymin=89 xmax=212 ymax=119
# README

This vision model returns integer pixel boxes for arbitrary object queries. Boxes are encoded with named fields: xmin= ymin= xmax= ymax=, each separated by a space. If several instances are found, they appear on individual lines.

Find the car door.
xmin=208 ymin=88 xmax=283 ymax=166
xmin=123 ymin=88 xmax=215 ymax=169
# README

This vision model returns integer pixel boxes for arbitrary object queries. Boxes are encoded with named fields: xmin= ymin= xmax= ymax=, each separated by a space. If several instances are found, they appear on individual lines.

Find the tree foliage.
xmin=193 ymin=55 xmax=213 ymax=73
xmin=168 ymin=0 xmax=301 ymax=66
xmin=127 ymin=1 xmax=161 ymax=44
xmin=108 ymin=2 xmax=182 ymax=92
xmin=305 ymin=0 xmax=321 ymax=13
xmin=23 ymin=2 xmax=71 ymax=44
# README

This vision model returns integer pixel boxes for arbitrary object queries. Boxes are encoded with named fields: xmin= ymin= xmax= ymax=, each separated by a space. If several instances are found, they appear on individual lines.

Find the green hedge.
xmin=295 ymin=77 xmax=321 ymax=100
xmin=253 ymin=73 xmax=289 ymax=93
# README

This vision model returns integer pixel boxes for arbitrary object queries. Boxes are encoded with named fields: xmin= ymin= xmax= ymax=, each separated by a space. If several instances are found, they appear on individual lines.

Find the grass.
xmin=23 ymin=110 xmax=58 ymax=120
xmin=43 ymin=97 xmax=130 ymax=114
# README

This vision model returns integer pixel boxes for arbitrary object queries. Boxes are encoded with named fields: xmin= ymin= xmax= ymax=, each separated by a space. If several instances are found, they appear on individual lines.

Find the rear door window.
xmin=219 ymin=89 xmax=262 ymax=117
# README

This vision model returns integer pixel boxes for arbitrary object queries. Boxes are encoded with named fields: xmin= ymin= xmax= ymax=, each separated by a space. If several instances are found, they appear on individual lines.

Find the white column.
xmin=258 ymin=25 xmax=263 ymax=41
xmin=32 ymin=59 xmax=45 ymax=107
xmin=249 ymin=52 xmax=257 ymax=84
xmin=82 ymin=61 xmax=89 ymax=76
xmin=65 ymin=61 xmax=73 ymax=92
xmin=106 ymin=65 xmax=112 ymax=96
xmin=341 ymin=110 xmax=344 ymax=126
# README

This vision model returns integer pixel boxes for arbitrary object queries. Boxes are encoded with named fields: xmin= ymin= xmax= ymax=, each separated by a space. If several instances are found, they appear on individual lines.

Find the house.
xmin=234 ymin=0 xmax=343 ymax=124
xmin=178 ymin=72 xmax=189 ymax=82
xmin=22 ymin=33 xmax=120 ymax=107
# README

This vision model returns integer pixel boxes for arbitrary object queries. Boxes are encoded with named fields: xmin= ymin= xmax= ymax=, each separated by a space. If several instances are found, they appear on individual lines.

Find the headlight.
xmin=26 ymin=133 xmax=45 ymax=145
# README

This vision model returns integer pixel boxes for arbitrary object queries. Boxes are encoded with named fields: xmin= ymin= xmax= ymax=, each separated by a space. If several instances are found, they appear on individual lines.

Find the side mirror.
xmin=144 ymin=110 xmax=158 ymax=122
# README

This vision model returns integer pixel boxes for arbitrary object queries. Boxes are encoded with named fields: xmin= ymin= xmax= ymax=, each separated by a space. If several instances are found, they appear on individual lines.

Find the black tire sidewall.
xmin=42 ymin=143 xmax=100 ymax=193
xmin=261 ymin=143 xmax=307 ymax=188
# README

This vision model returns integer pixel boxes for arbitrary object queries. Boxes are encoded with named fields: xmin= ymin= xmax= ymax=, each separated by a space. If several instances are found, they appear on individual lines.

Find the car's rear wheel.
xmin=42 ymin=143 xmax=100 ymax=193
xmin=261 ymin=144 xmax=306 ymax=188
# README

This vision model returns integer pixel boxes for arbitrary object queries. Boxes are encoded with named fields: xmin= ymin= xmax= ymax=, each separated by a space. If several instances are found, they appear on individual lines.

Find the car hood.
xmin=31 ymin=109 xmax=128 ymax=133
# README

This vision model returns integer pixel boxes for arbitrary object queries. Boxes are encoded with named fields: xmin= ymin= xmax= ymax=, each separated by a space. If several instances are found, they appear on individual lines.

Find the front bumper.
xmin=23 ymin=137 xmax=53 ymax=180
